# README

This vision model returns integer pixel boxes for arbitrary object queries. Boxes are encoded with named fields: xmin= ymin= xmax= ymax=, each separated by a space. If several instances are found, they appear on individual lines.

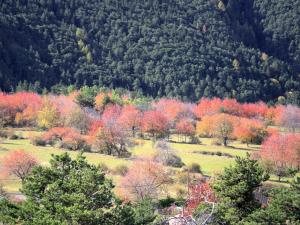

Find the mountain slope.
xmin=0 ymin=0 xmax=299 ymax=103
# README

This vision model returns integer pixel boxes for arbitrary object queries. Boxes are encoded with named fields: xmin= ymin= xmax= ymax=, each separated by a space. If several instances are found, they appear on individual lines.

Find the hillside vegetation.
xmin=1 ymin=0 xmax=300 ymax=103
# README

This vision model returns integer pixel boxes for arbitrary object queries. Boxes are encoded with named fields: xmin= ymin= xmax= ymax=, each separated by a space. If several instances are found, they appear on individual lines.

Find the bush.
xmin=30 ymin=136 xmax=46 ymax=146
xmin=188 ymin=163 xmax=202 ymax=174
xmin=158 ymin=196 xmax=176 ymax=208
xmin=42 ymin=127 xmax=90 ymax=151
xmin=8 ymin=134 xmax=19 ymax=140
xmin=190 ymin=136 xmax=201 ymax=144
xmin=216 ymin=151 xmax=222 ymax=156
xmin=154 ymin=152 xmax=184 ymax=168
xmin=114 ymin=164 xmax=128 ymax=176
xmin=60 ymin=136 xmax=89 ymax=151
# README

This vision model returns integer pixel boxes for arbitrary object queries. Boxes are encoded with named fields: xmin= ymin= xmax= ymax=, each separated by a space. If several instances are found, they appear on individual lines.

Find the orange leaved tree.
xmin=1 ymin=150 xmax=38 ymax=181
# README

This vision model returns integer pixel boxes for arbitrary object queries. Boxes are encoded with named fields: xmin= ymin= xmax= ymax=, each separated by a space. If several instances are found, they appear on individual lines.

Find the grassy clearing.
xmin=0 ymin=129 xmax=258 ymax=193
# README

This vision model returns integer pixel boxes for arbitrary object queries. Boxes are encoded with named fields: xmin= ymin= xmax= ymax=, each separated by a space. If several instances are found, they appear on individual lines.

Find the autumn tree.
xmin=91 ymin=105 xmax=131 ymax=157
xmin=175 ymin=118 xmax=195 ymax=143
xmin=185 ymin=182 xmax=215 ymax=216
xmin=95 ymin=92 xmax=112 ymax=111
xmin=1 ymin=150 xmax=38 ymax=181
xmin=141 ymin=110 xmax=169 ymax=139
xmin=37 ymin=99 xmax=60 ymax=129
xmin=118 ymin=105 xmax=142 ymax=136
xmin=0 ymin=92 xmax=42 ymax=127
xmin=41 ymin=127 xmax=89 ymax=151
xmin=194 ymin=98 xmax=222 ymax=118
xmin=153 ymin=98 xmax=187 ymax=126
xmin=65 ymin=107 xmax=91 ymax=134
xmin=120 ymin=158 xmax=171 ymax=200
xmin=197 ymin=114 xmax=236 ymax=146
xmin=234 ymin=119 xmax=268 ymax=145
xmin=279 ymin=104 xmax=300 ymax=132
xmin=260 ymin=134 xmax=300 ymax=180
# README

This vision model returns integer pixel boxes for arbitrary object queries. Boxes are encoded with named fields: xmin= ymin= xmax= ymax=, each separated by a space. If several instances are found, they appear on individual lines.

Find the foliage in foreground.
xmin=0 ymin=153 xmax=136 ymax=225
xmin=211 ymin=155 xmax=300 ymax=225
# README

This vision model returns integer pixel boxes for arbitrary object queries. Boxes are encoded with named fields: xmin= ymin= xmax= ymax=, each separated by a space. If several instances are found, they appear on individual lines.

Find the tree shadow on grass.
xmin=227 ymin=145 xmax=255 ymax=151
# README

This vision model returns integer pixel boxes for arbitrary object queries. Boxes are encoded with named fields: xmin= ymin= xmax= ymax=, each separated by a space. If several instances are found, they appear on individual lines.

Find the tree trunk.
xmin=224 ymin=137 xmax=228 ymax=146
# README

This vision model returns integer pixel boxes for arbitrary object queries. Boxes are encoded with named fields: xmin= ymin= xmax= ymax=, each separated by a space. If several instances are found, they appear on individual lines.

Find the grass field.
xmin=0 ymin=128 xmax=287 ymax=194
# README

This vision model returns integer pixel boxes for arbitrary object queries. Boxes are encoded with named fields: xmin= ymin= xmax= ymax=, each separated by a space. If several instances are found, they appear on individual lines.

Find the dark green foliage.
xmin=133 ymin=199 xmax=157 ymax=225
xmin=158 ymin=196 xmax=176 ymax=209
xmin=241 ymin=179 xmax=300 ymax=224
xmin=0 ymin=0 xmax=299 ymax=103
xmin=0 ymin=198 xmax=20 ymax=225
xmin=212 ymin=154 xmax=269 ymax=224
xmin=75 ymin=86 xmax=98 ymax=107
xmin=30 ymin=136 xmax=47 ymax=146
xmin=0 ymin=153 xmax=135 ymax=225
xmin=188 ymin=163 xmax=202 ymax=173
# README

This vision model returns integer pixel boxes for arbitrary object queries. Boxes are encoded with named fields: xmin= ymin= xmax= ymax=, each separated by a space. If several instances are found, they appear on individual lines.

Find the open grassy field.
xmin=0 ymin=128 xmax=292 ymax=195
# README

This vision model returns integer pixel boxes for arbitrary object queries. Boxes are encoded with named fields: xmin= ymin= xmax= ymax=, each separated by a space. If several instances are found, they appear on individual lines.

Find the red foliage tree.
xmin=194 ymin=98 xmax=222 ymax=118
xmin=119 ymin=158 xmax=171 ymax=200
xmin=233 ymin=119 xmax=268 ymax=145
xmin=141 ymin=110 xmax=169 ymax=138
xmin=0 ymin=92 xmax=42 ymax=126
xmin=278 ymin=104 xmax=300 ymax=132
xmin=89 ymin=104 xmax=131 ymax=157
xmin=196 ymin=113 xmax=238 ymax=146
xmin=260 ymin=134 xmax=300 ymax=180
xmin=118 ymin=105 xmax=142 ymax=136
xmin=185 ymin=182 xmax=215 ymax=215
xmin=1 ymin=150 xmax=38 ymax=181
xmin=153 ymin=98 xmax=186 ymax=124
xmin=175 ymin=118 xmax=195 ymax=142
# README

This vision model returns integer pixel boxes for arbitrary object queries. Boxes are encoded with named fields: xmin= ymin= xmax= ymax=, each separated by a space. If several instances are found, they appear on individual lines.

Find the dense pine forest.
xmin=1 ymin=0 xmax=300 ymax=103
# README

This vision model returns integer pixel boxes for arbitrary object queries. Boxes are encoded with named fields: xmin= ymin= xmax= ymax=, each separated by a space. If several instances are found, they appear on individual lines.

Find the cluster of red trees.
xmin=1 ymin=91 xmax=300 ymax=158
xmin=259 ymin=133 xmax=300 ymax=180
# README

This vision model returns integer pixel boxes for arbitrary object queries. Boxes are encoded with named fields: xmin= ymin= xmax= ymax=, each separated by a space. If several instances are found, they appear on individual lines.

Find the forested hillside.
xmin=0 ymin=0 xmax=299 ymax=103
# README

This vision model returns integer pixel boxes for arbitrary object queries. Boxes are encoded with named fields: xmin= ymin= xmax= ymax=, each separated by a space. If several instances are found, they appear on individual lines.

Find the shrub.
xmin=114 ymin=164 xmax=128 ymax=176
xmin=216 ymin=151 xmax=222 ymax=156
xmin=154 ymin=152 xmax=184 ymax=168
xmin=188 ymin=163 xmax=202 ymax=174
xmin=42 ymin=127 xmax=90 ymax=151
xmin=8 ymin=134 xmax=19 ymax=140
xmin=60 ymin=135 xmax=88 ymax=151
xmin=190 ymin=136 xmax=201 ymax=144
xmin=30 ymin=136 xmax=46 ymax=146
xmin=158 ymin=196 xmax=176 ymax=208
